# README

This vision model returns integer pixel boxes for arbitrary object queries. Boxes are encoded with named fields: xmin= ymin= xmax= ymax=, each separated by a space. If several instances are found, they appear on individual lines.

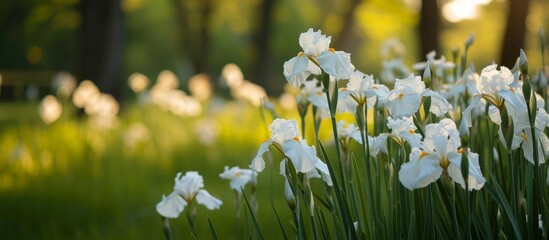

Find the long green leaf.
xmin=207 ymin=217 xmax=219 ymax=240
xmin=266 ymin=194 xmax=289 ymax=240
xmin=242 ymin=190 xmax=265 ymax=240
xmin=484 ymin=171 xmax=522 ymax=239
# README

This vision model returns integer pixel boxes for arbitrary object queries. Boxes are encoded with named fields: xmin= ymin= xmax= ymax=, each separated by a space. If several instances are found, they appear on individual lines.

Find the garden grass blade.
xmin=339 ymin=189 xmax=358 ymax=240
xmin=407 ymin=211 xmax=416 ymax=240
xmin=485 ymin=171 xmax=522 ymax=239
xmin=242 ymin=190 xmax=265 ymax=240
xmin=525 ymin=164 xmax=534 ymax=239
xmin=207 ymin=217 xmax=219 ymax=240
xmin=317 ymin=138 xmax=350 ymax=235
xmin=352 ymin=156 xmax=371 ymax=238
xmin=267 ymin=194 xmax=289 ymax=240
xmin=317 ymin=208 xmax=330 ymax=240
xmin=477 ymin=192 xmax=494 ymax=239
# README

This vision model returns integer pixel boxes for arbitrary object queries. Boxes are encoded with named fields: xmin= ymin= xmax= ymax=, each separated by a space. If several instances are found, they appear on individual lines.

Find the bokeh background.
xmin=0 ymin=0 xmax=548 ymax=239
xmin=1 ymin=0 xmax=548 ymax=98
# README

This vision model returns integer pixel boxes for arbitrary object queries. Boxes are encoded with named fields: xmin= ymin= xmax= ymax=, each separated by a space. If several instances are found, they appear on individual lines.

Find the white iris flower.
xmin=156 ymin=171 xmax=222 ymax=218
xmin=250 ymin=118 xmax=327 ymax=174
xmin=398 ymin=119 xmax=485 ymax=190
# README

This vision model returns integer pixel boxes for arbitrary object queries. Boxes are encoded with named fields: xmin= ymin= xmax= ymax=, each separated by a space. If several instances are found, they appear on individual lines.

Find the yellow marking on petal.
xmin=298 ymin=52 xmax=305 ymax=57
xmin=372 ymin=86 xmax=379 ymax=90
xmin=521 ymin=132 xmax=528 ymax=141
xmin=440 ymin=157 xmax=450 ymax=169
xmin=457 ymin=148 xmax=464 ymax=154
xmin=235 ymin=172 xmax=242 ymax=177
xmin=293 ymin=136 xmax=300 ymax=142
xmin=398 ymin=93 xmax=404 ymax=101
xmin=510 ymin=88 xmax=515 ymax=93
xmin=419 ymin=151 xmax=429 ymax=160
xmin=409 ymin=129 xmax=415 ymax=134
xmin=328 ymin=48 xmax=336 ymax=53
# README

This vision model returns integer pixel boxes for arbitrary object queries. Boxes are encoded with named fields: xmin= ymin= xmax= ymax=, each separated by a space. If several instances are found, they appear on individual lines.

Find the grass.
xmin=0 ymin=100 xmax=299 ymax=239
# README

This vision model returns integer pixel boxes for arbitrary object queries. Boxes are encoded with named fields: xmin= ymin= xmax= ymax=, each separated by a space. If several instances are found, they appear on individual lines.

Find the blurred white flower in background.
xmin=188 ymin=73 xmax=213 ymax=102
xmin=230 ymin=80 xmax=267 ymax=107
xmin=128 ymin=72 xmax=150 ymax=94
xmin=85 ymin=93 xmax=119 ymax=128
xmin=221 ymin=63 xmax=244 ymax=89
xmin=219 ymin=166 xmax=257 ymax=193
xmin=123 ymin=122 xmax=150 ymax=149
xmin=38 ymin=95 xmax=63 ymax=124
xmin=156 ymin=70 xmax=179 ymax=90
xmin=279 ymin=92 xmax=297 ymax=111
xmin=194 ymin=119 xmax=219 ymax=145
xmin=51 ymin=71 xmax=77 ymax=101
xmin=168 ymin=91 xmax=202 ymax=117
xmin=72 ymin=80 xmax=100 ymax=108
xmin=413 ymin=51 xmax=455 ymax=79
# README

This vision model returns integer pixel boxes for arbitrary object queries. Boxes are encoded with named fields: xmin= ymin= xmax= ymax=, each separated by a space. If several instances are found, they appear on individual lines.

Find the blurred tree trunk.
xmin=499 ymin=0 xmax=531 ymax=68
xmin=419 ymin=0 xmax=440 ymax=59
xmin=172 ymin=0 xmax=211 ymax=75
xmin=251 ymin=0 xmax=276 ymax=93
xmin=79 ymin=0 xmax=124 ymax=101
xmin=332 ymin=0 xmax=361 ymax=52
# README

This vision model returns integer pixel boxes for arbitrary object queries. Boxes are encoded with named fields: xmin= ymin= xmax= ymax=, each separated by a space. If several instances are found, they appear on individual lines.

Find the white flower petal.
xmin=283 ymin=55 xmax=311 ymax=87
xmin=423 ymin=90 xmax=453 ymax=117
xmin=299 ymin=28 xmax=331 ymax=57
xmin=447 ymin=151 xmax=486 ymax=190
xmin=317 ymin=50 xmax=354 ymax=80
xmin=156 ymin=192 xmax=187 ymax=219
xmin=399 ymin=149 xmax=443 ymax=190
xmin=282 ymin=139 xmax=318 ymax=173
xmin=250 ymin=140 xmax=272 ymax=172
xmin=174 ymin=172 xmax=204 ymax=200
xmin=196 ymin=190 xmax=223 ymax=210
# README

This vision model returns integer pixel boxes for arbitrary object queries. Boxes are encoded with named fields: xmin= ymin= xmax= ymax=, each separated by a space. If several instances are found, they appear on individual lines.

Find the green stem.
xmin=356 ymin=105 xmax=377 ymax=238
xmin=186 ymin=207 xmax=196 ymax=236
xmin=508 ymin=150 xmax=518 ymax=219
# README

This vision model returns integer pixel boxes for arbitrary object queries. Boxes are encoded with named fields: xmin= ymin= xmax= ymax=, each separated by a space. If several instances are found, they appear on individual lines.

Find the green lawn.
xmin=0 ymin=101 xmax=301 ymax=239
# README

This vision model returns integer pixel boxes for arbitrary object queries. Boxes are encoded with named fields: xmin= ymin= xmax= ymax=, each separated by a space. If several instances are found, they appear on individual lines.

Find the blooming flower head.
xmin=156 ymin=171 xmax=222 ymax=218
xmin=219 ymin=166 xmax=257 ymax=193
xmin=297 ymin=78 xmax=328 ymax=109
xmin=398 ymin=119 xmax=485 ymax=190
xmin=385 ymin=74 xmax=452 ymax=118
xmin=283 ymin=28 xmax=355 ymax=87
xmin=299 ymin=28 xmax=331 ymax=57
xmin=338 ymin=71 xmax=390 ymax=113
xmin=412 ymin=51 xmax=455 ymax=79
xmin=476 ymin=64 xmax=514 ymax=98
xmin=380 ymin=58 xmax=410 ymax=85
xmin=337 ymin=120 xmax=362 ymax=144
xmin=386 ymin=116 xmax=422 ymax=148
xmin=250 ymin=118 xmax=322 ymax=174
xmin=385 ymin=75 xmax=424 ymax=118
